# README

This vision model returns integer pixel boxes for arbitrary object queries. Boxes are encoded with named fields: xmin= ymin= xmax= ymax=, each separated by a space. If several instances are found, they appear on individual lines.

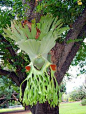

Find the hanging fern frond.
xmin=3 ymin=14 xmax=69 ymax=107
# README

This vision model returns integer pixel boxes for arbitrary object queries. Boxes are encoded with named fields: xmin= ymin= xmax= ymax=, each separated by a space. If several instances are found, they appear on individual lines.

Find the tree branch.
xmin=65 ymin=7 xmax=86 ymax=42
xmin=0 ymin=34 xmax=16 ymax=56
xmin=51 ymin=7 xmax=86 ymax=85
xmin=0 ymin=67 xmax=20 ymax=86
xmin=56 ymin=24 xmax=86 ymax=84
xmin=0 ymin=34 xmax=26 ymax=66
xmin=56 ymin=7 xmax=86 ymax=74
xmin=0 ymin=34 xmax=27 ymax=81
xmin=22 ymin=0 xmax=35 ymax=19
xmin=22 ymin=0 xmax=42 ymax=22
xmin=0 ymin=100 xmax=7 ymax=106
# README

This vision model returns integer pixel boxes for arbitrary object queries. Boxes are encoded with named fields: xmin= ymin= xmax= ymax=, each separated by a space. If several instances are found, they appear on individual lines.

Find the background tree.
xmin=0 ymin=76 xmax=19 ymax=108
xmin=69 ymin=85 xmax=86 ymax=101
xmin=0 ymin=0 xmax=86 ymax=114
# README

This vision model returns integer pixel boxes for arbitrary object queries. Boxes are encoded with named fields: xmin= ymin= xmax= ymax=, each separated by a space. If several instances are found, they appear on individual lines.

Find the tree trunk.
xmin=30 ymin=102 xmax=59 ymax=114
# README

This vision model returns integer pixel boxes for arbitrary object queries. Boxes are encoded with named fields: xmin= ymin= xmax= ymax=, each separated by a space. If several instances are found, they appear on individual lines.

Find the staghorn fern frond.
xmin=3 ymin=15 xmax=69 ymax=62
xmin=3 ymin=14 xmax=69 ymax=107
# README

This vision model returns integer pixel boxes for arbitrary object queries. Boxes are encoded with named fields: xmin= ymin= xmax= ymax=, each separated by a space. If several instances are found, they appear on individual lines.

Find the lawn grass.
xmin=60 ymin=102 xmax=86 ymax=114
xmin=0 ymin=107 xmax=24 ymax=113
xmin=0 ymin=102 xmax=86 ymax=114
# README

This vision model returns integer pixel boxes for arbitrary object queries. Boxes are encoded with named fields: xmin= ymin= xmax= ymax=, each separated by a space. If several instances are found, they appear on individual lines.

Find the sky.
xmin=0 ymin=6 xmax=12 ymax=10
xmin=66 ymin=66 xmax=86 ymax=93
xmin=66 ymin=39 xmax=86 ymax=93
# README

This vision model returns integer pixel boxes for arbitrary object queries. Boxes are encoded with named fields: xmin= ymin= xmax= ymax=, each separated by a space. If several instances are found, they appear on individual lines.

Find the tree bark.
xmin=26 ymin=102 xmax=59 ymax=114
xmin=0 ymin=67 xmax=20 ymax=86
xmin=35 ymin=102 xmax=59 ymax=114
xmin=56 ymin=24 xmax=86 ymax=85
xmin=22 ymin=0 xmax=42 ymax=22
xmin=22 ymin=0 xmax=35 ymax=19
xmin=50 ymin=8 xmax=86 ymax=85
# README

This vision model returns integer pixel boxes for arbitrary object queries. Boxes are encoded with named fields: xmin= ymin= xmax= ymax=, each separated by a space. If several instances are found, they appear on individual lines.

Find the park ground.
xmin=0 ymin=102 xmax=86 ymax=114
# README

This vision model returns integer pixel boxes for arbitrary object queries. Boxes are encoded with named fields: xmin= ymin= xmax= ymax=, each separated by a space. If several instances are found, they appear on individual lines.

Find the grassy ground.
xmin=59 ymin=102 xmax=86 ymax=114
xmin=0 ymin=107 xmax=24 ymax=113
xmin=0 ymin=102 xmax=86 ymax=114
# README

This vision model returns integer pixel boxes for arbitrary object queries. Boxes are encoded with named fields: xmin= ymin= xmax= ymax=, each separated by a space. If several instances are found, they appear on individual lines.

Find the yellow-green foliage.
xmin=3 ymin=14 xmax=69 ymax=107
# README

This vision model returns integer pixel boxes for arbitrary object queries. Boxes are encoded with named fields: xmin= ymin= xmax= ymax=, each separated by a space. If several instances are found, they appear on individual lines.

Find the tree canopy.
xmin=0 ymin=0 xmax=86 ymax=113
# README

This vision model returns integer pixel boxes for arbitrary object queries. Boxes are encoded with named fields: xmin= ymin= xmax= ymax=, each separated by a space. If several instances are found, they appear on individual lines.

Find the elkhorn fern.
xmin=3 ymin=14 xmax=69 ymax=107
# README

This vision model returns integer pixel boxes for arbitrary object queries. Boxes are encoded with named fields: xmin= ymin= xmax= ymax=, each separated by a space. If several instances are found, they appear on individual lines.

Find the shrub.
xmin=81 ymin=99 xmax=86 ymax=106
xmin=69 ymin=86 xmax=86 ymax=101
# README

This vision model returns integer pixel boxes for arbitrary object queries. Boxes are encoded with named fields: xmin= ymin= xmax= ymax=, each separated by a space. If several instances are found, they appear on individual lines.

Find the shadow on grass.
xmin=0 ymin=110 xmax=31 ymax=114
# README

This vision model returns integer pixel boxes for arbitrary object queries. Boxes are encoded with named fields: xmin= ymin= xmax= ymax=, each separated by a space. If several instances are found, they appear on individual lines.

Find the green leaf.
xmin=17 ymin=39 xmax=41 ymax=60
xmin=67 ymin=38 xmax=83 ymax=44
xmin=39 ymin=32 xmax=55 ymax=58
